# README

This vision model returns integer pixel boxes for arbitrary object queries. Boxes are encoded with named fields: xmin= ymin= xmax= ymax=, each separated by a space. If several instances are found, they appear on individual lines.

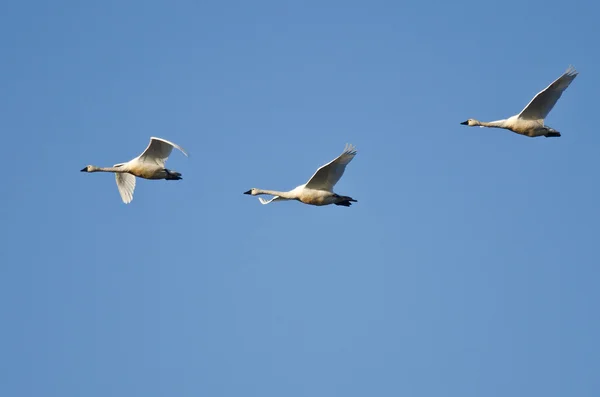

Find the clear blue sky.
xmin=1 ymin=1 xmax=598 ymax=396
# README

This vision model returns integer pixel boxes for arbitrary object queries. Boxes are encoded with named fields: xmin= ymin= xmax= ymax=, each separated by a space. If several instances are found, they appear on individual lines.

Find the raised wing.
xmin=518 ymin=65 xmax=578 ymax=121
xmin=115 ymin=171 xmax=136 ymax=204
xmin=137 ymin=137 xmax=188 ymax=167
xmin=304 ymin=144 xmax=357 ymax=192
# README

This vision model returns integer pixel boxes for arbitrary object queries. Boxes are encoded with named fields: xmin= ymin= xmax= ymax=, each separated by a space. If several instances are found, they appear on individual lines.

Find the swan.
xmin=461 ymin=65 xmax=578 ymax=138
xmin=81 ymin=137 xmax=188 ymax=204
xmin=244 ymin=144 xmax=358 ymax=207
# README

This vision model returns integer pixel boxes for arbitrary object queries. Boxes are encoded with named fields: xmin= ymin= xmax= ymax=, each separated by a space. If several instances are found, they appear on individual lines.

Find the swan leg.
xmin=544 ymin=132 xmax=561 ymax=138
xmin=165 ymin=169 xmax=183 ymax=180
xmin=334 ymin=196 xmax=357 ymax=207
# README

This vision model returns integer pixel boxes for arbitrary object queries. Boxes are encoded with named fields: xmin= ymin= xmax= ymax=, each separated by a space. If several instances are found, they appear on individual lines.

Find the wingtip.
xmin=344 ymin=143 xmax=357 ymax=155
xmin=150 ymin=136 xmax=189 ymax=157
xmin=565 ymin=64 xmax=578 ymax=77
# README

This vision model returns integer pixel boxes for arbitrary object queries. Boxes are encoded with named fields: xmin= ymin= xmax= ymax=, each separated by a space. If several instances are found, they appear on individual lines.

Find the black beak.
xmin=243 ymin=190 xmax=252 ymax=195
xmin=460 ymin=120 xmax=468 ymax=125
xmin=80 ymin=167 xmax=87 ymax=172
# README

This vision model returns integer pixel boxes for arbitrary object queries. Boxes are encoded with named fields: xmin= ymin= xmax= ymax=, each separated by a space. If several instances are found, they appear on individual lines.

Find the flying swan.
xmin=244 ymin=144 xmax=358 ymax=207
xmin=81 ymin=137 xmax=188 ymax=204
xmin=461 ymin=65 xmax=578 ymax=137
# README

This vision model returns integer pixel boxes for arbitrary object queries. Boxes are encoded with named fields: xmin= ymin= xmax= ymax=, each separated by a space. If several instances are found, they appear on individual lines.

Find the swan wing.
xmin=137 ymin=137 xmax=188 ymax=167
xmin=114 ymin=171 xmax=136 ymax=204
xmin=518 ymin=65 xmax=578 ymax=121
xmin=304 ymin=144 xmax=357 ymax=192
xmin=258 ymin=196 xmax=279 ymax=205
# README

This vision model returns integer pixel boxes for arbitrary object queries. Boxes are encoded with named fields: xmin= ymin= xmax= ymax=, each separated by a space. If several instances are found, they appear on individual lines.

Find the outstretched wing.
xmin=115 ymin=171 xmax=136 ymax=204
xmin=304 ymin=144 xmax=357 ymax=192
xmin=137 ymin=137 xmax=188 ymax=167
xmin=518 ymin=65 xmax=578 ymax=121
xmin=258 ymin=196 xmax=279 ymax=205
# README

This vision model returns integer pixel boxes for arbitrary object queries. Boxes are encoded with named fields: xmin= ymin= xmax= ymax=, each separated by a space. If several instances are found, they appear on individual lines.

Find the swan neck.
xmin=90 ymin=165 xmax=127 ymax=173
xmin=256 ymin=189 xmax=295 ymax=199
xmin=479 ymin=119 xmax=507 ymax=128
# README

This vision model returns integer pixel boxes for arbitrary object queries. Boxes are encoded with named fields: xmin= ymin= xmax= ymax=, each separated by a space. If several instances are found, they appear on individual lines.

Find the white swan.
xmin=244 ymin=144 xmax=358 ymax=207
xmin=81 ymin=137 xmax=188 ymax=204
xmin=461 ymin=65 xmax=578 ymax=137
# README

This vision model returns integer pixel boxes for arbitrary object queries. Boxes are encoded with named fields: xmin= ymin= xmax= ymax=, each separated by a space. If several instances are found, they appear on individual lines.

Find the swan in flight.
xmin=461 ymin=65 xmax=578 ymax=138
xmin=244 ymin=144 xmax=358 ymax=207
xmin=81 ymin=137 xmax=188 ymax=204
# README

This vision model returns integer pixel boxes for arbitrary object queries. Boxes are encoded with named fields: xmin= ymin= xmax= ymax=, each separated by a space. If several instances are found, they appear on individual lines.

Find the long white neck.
xmin=89 ymin=165 xmax=128 ymax=173
xmin=477 ymin=119 xmax=508 ymax=128
xmin=255 ymin=189 xmax=296 ymax=199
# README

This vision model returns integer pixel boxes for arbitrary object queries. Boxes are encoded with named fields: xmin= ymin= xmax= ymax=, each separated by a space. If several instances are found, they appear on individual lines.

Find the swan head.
xmin=244 ymin=188 xmax=258 ymax=195
xmin=460 ymin=119 xmax=479 ymax=126
xmin=81 ymin=165 xmax=100 ymax=172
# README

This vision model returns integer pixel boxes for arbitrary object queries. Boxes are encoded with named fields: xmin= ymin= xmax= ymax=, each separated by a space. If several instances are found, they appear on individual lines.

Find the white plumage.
xmin=461 ymin=65 xmax=578 ymax=138
xmin=81 ymin=137 xmax=188 ymax=204
xmin=244 ymin=144 xmax=358 ymax=207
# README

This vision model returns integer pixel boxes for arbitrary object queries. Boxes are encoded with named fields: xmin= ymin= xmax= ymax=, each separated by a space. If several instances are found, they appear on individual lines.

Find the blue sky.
xmin=1 ymin=0 xmax=598 ymax=396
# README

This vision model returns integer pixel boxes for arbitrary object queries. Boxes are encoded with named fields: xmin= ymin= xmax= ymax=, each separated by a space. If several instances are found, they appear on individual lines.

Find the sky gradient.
xmin=1 ymin=1 xmax=599 ymax=396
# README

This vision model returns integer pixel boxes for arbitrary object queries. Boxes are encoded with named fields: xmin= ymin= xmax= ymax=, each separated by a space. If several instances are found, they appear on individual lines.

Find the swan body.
xmin=81 ymin=137 xmax=188 ymax=204
xmin=244 ymin=144 xmax=358 ymax=207
xmin=461 ymin=65 xmax=578 ymax=138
